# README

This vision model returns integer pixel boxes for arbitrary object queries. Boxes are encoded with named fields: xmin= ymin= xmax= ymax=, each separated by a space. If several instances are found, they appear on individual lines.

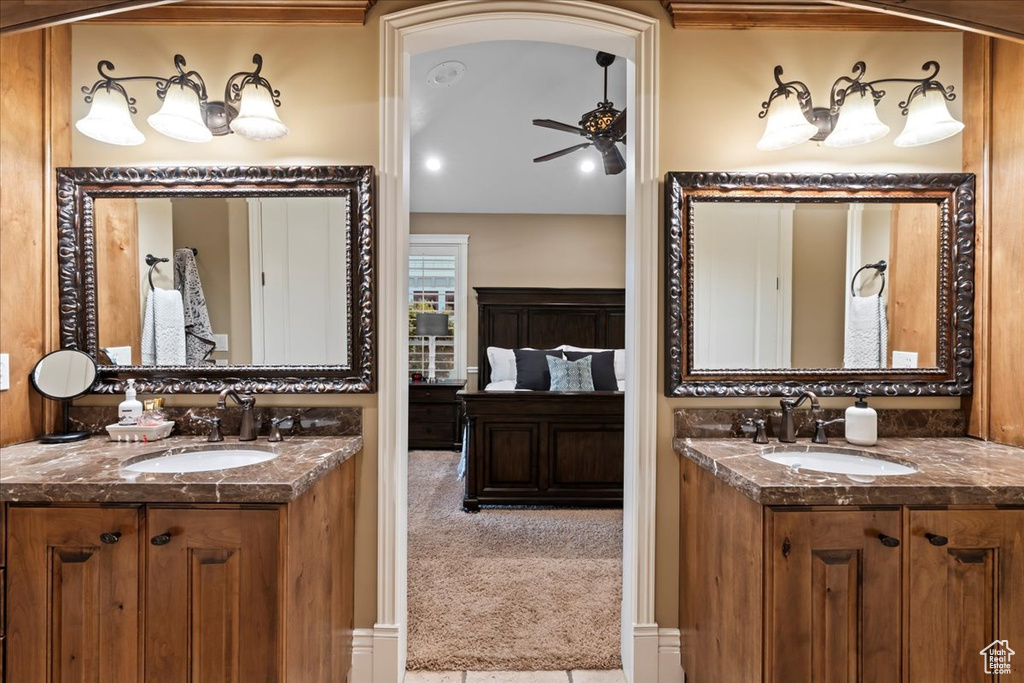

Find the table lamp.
xmin=415 ymin=312 xmax=449 ymax=382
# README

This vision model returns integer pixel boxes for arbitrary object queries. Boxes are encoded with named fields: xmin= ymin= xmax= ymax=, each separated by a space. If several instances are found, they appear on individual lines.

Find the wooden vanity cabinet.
xmin=4 ymin=458 xmax=354 ymax=683
xmin=680 ymin=458 xmax=1024 ymax=682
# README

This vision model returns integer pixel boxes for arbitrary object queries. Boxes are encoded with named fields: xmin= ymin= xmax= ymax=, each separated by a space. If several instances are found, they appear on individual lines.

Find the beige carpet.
xmin=407 ymin=450 xmax=623 ymax=672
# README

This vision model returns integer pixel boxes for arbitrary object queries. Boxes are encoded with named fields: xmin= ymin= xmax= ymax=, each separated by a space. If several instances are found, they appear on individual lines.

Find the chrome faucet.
xmin=778 ymin=391 xmax=820 ymax=443
xmin=217 ymin=388 xmax=257 ymax=441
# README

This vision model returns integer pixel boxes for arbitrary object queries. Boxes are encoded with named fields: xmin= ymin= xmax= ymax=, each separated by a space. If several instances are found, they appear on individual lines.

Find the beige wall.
xmin=69 ymin=3 xmax=965 ymax=633
xmin=791 ymin=205 xmax=847 ymax=368
xmin=411 ymin=212 xmax=627 ymax=389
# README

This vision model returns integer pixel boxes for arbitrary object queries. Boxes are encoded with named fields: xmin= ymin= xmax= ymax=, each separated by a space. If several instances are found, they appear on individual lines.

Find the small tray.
xmin=105 ymin=420 xmax=175 ymax=442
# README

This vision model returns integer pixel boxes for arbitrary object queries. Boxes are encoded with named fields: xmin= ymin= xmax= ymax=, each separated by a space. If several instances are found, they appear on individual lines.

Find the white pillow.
xmin=486 ymin=346 xmax=518 ymax=383
xmin=557 ymin=345 xmax=626 ymax=382
xmin=485 ymin=380 xmax=520 ymax=391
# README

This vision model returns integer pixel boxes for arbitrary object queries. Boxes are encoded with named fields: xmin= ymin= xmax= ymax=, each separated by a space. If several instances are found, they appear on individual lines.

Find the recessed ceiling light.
xmin=580 ymin=159 xmax=596 ymax=173
xmin=426 ymin=61 xmax=466 ymax=88
xmin=425 ymin=157 xmax=443 ymax=172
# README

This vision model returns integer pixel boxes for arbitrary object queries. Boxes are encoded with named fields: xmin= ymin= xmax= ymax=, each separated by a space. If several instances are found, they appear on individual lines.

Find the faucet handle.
xmin=191 ymin=415 xmax=224 ymax=442
xmin=812 ymin=418 xmax=845 ymax=445
xmin=746 ymin=418 xmax=769 ymax=444
xmin=268 ymin=415 xmax=293 ymax=443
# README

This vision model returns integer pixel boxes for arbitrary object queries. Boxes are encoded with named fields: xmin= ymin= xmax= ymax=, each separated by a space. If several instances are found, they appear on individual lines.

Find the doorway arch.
xmin=378 ymin=2 xmax=659 ymax=680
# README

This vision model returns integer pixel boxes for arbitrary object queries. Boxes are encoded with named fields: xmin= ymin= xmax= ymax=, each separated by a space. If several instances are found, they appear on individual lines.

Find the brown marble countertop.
xmin=675 ymin=437 xmax=1024 ymax=506
xmin=0 ymin=435 xmax=361 ymax=504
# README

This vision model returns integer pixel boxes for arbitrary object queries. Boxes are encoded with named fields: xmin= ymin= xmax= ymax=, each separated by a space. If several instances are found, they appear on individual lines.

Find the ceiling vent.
xmin=426 ymin=61 xmax=466 ymax=88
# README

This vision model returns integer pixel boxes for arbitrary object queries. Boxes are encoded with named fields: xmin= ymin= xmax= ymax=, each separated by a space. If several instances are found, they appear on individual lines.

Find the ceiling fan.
xmin=532 ymin=51 xmax=627 ymax=175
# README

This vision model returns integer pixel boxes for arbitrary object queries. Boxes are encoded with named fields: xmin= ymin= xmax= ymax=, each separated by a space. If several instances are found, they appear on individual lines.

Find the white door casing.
xmin=379 ymin=3 xmax=659 ymax=682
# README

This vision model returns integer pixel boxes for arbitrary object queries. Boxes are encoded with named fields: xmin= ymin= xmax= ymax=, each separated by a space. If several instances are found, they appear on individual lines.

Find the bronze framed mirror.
xmin=665 ymin=172 xmax=975 ymax=397
xmin=56 ymin=165 xmax=375 ymax=394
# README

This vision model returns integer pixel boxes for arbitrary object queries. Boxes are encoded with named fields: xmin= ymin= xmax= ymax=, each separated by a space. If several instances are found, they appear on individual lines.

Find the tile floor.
xmin=405 ymin=671 xmax=625 ymax=683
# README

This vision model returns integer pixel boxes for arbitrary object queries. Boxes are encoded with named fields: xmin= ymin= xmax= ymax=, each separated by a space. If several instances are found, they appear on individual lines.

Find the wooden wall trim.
xmin=658 ymin=1 xmax=945 ymax=29
xmin=962 ymin=34 xmax=993 ymax=440
xmin=0 ymin=1 xmax=180 ymax=35
xmin=826 ymin=1 xmax=1024 ymax=44
xmin=87 ymin=0 xmax=378 ymax=26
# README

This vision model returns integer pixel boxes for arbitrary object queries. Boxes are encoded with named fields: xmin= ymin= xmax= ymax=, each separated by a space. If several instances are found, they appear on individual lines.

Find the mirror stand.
xmin=30 ymin=348 xmax=98 ymax=443
xmin=39 ymin=400 xmax=91 ymax=444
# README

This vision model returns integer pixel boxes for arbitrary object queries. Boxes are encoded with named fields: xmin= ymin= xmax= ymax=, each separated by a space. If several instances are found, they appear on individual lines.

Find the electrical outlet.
xmin=105 ymin=346 xmax=133 ymax=365
xmin=892 ymin=351 xmax=919 ymax=369
xmin=0 ymin=353 xmax=9 ymax=391
xmin=212 ymin=334 xmax=229 ymax=351
xmin=215 ymin=358 xmax=229 ymax=366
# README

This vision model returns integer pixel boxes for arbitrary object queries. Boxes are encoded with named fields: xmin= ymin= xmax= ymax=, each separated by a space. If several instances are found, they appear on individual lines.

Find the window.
xmin=408 ymin=235 xmax=468 ymax=380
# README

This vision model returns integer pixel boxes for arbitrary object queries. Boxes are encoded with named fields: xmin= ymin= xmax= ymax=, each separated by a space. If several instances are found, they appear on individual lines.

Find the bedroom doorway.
xmin=379 ymin=3 xmax=659 ymax=682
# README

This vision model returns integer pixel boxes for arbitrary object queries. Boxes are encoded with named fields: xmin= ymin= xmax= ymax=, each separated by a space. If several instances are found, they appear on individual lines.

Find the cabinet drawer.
xmin=410 ymin=403 xmax=456 ymax=421
xmin=410 ymin=386 xmax=459 ymax=402
xmin=409 ymin=420 xmax=456 ymax=444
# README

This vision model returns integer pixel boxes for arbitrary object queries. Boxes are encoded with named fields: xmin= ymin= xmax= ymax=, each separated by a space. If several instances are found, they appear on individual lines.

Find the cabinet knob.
xmin=150 ymin=533 xmax=172 ymax=546
xmin=877 ymin=533 xmax=901 ymax=548
xmin=100 ymin=532 xmax=121 ymax=545
xmin=925 ymin=532 xmax=949 ymax=546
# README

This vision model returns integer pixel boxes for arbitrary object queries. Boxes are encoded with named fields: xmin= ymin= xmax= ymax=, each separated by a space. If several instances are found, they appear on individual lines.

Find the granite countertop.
xmin=675 ymin=437 xmax=1024 ymax=506
xmin=0 ymin=435 xmax=362 ymax=504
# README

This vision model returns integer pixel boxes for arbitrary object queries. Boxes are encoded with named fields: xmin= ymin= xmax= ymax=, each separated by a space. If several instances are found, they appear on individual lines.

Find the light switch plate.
xmin=892 ymin=351 xmax=919 ymax=369
xmin=105 ymin=346 xmax=132 ymax=365
xmin=212 ymin=334 xmax=229 ymax=351
xmin=0 ymin=353 xmax=9 ymax=391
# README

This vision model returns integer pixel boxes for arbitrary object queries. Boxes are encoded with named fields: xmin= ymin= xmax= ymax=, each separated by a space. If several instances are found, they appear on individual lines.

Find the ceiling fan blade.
xmin=534 ymin=142 xmax=592 ymax=163
xmin=600 ymin=144 xmax=626 ymax=175
xmin=533 ymin=119 xmax=586 ymax=135
xmin=610 ymin=108 xmax=627 ymax=138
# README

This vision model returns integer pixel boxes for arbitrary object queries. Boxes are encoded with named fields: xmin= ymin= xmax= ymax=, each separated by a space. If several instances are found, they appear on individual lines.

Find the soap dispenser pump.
xmin=845 ymin=393 xmax=877 ymax=446
xmin=118 ymin=379 xmax=143 ymax=425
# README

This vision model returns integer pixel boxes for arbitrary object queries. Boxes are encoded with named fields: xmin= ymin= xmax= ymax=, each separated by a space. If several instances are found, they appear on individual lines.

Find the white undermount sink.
xmin=761 ymin=449 xmax=917 ymax=482
xmin=122 ymin=447 xmax=278 ymax=474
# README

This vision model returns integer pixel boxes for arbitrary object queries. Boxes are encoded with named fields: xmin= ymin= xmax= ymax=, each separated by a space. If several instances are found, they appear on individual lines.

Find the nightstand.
xmin=408 ymin=379 xmax=467 ymax=450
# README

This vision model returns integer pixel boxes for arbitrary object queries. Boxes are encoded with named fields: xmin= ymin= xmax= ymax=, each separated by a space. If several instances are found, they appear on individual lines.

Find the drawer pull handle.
xmin=877 ymin=533 xmax=900 ymax=548
xmin=150 ymin=533 xmax=172 ymax=546
xmin=100 ymin=532 xmax=121 ymax=545
xmin=925 ymin=532 xmax=949 ymax=546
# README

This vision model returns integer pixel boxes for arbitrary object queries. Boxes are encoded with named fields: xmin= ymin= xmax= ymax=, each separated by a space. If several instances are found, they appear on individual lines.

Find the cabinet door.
xmin=768 ymin=509 xmax=902 ymax=683
xmin=6 ymin=506 xmax=141 ymax=683
xmin=907 ymin=509 xmax=1024 ymax=682
xmin=145 ymin=507 xmax=281 ymax=683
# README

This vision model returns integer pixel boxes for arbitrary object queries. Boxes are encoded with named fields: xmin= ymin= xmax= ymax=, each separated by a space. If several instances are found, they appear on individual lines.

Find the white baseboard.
xmin=352 ymin=628 xmax=375 ymax=682
xmin=353 ymin=627 xmax=684 ymax=682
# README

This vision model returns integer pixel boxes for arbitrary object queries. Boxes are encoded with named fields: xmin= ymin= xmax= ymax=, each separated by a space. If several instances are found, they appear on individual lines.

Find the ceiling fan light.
xmin=893 ymin=88 xmax=965 ymax=147
xmin=230 ymin=84 xmax=288 ymax=140
xmin=75 ymin=88 xmax=145 ymax=146
xmin=147 ymin=84 xmax=212 ymax=143
xmin=756 ymin=94 xmax=817 ymax=151
xmin=823 ymin=90 xmax=890 ymax=148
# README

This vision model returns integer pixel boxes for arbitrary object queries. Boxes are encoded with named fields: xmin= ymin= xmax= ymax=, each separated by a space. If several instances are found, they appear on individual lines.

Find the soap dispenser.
xmin=118 ymin=379 xmax=143 ymax=425
xmin=845 ymin=393 xmax=877 ymax=446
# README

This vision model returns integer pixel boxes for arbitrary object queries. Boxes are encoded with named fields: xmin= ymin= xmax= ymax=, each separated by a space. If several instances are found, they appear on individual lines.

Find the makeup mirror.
xmin=30 ymin=349 xmax=98 ymax=442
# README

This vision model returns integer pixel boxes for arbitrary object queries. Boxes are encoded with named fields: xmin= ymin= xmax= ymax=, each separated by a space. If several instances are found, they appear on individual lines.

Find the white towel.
xmin=141 ymin=288 xmax=187 ymax=366
xmin=844 ymin=294 xmax=888 ymax=369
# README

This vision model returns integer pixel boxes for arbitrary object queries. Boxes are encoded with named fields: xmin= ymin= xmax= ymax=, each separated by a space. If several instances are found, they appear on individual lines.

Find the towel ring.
xmin=850 ymin=260 xmax=887 ymax=297
xmin=145 ymin=253 xmax=169 ymax=291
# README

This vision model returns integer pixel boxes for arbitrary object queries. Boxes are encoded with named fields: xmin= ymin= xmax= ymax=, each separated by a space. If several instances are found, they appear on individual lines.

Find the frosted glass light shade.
xmin=75 ymin=88 xmax=145 ymax=146
xmin=147 ymin=85 xmax=212 ymax=143
xmin=894 ymin=89 xmax=965 ymax=147
xmin=756 ymin=94 xmax=818 ymax=151
xmin=229 ymin=84 xmax=288 ymax=140
xmin=823 ymin=90 xmax=890 ymax=148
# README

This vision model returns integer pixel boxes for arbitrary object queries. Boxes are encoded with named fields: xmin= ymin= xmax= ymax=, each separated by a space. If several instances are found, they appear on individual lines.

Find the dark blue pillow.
xmin=514 ymin=349 xmax=562 ymax=390
xmin=564 ymin=350 xmax=617 ymax=391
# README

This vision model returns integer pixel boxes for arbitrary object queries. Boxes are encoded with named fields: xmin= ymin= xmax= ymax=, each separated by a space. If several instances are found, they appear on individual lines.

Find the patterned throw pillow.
xmin=546 ymin=355 xmax=595 ymax=392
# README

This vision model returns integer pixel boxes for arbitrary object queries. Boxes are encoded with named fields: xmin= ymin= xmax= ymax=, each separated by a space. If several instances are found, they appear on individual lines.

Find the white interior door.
xmin=249 ymin=197 xmax=349 ymax=365
xmin=692 ymin=202 xmax=793 ymax=369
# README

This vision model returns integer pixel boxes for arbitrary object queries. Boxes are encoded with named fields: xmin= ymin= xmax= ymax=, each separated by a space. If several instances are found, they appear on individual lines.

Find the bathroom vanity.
xmin=676 ymin=437 xmax=1024 ymax=682
xmin=0 ymin=435 xmax=361 ymax=683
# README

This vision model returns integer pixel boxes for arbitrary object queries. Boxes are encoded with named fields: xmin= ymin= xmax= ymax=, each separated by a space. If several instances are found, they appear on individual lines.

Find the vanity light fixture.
xmin=76 ymin=54 xmax=287 ymax=146
xmin=757 ymin=61 xmax=963 ymax=151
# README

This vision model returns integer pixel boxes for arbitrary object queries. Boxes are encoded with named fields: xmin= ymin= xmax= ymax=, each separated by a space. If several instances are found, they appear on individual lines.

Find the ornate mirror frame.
xmin=56 ymin=165 xmax=376 ymax=394
xmin=665 ymin=171 xmax=975 ymax=398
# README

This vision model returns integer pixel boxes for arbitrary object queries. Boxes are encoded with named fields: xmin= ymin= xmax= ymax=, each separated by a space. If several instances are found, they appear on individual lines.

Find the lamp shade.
xmin=823 ymin=90 xmax=890 ymax=148
xmin=229 ymin=83 xmax=288 ymax=140
xmin=415 ymin=312 xmax=449 ymax=336
xmin=756 ymin=94 xmax=818 ymax=151
xmin=893 ymin=88 xmax=965 ymax=147
xmin=75 ymin=88 xmax=145 ymax=146
xmin=147 ymin=84 xmax=212 ymax=143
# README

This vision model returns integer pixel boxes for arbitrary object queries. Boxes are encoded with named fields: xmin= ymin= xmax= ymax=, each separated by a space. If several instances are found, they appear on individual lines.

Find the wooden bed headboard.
xmin=475 ymin=287 xmax=626 ymax=386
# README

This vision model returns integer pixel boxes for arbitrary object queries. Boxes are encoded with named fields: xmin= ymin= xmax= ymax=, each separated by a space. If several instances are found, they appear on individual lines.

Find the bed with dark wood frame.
xmin=460 ymin=287 xmax=625 ymax=511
